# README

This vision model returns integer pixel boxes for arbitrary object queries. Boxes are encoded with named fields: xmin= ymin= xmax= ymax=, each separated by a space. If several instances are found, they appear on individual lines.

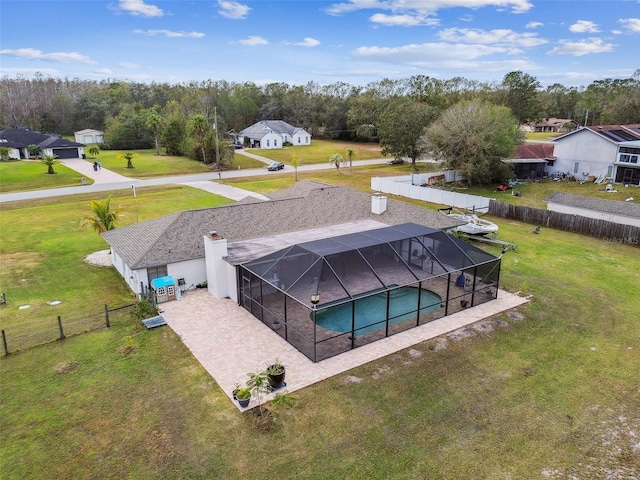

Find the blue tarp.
xmin=151 ymin=275 xmax=175 ymax=289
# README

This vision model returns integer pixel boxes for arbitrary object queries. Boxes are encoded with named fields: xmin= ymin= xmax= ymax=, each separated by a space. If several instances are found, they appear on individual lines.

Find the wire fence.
xmin=1 ymin=303 xmax=136 ymax=356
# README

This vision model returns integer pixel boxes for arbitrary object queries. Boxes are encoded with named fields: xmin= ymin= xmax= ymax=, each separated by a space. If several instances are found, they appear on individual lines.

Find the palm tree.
xmin=89 ymin=146 xmax=100 ymax=158
xmin=146 ymin=107 xmax=163 ymax=156
xmin=0 ymin=147 xmax=11 ymax=162
xmin=329 ymin=154 xmax=344 ymax=174
xmin=346 ymin=148 xmax=355 ymax=173
xmin=191 ymin=114 xmax=207 ymax=163
xmin=80 ymin=197 xmax=121 ymax=233
xmin=117 ymin=152 xmax=138 ymax=168
xmin=27 ymin=144 xmax=41 ymax=159
xmin=41 ymin=154 xmax=58 ymax=174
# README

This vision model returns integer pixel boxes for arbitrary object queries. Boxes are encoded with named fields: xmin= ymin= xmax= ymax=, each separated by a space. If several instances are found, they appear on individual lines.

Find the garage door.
xmin=53 ymin=148 xmax=79 ymax=159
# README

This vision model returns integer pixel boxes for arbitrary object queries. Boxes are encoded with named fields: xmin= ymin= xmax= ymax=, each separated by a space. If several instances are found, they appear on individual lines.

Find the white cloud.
xmin=438 ymin=28 xmax=547 ymax=47
xmin=547 ymin=38 xmax=614 ymax=56
xmin=619 ymin=18 xmax=640 ymax=32
xmin=116 ymin=0 xmax=163 ymax=17
xmin=94 ymin=68 xmax=113 ymax=74
xmin=218 ymin=0 xmax=251 ymax=19
xmin=369 ymin=13 xmax=439 ymax=27
xmin=239 ymin=36 xmax=268 ymax=45
xmin=569 ymin=20 xmax=600 ymax=33
xmin=0 ymin=48 xmax=96 ymax=64
xmin=0 ymin=67 xmax=59 ymax=76
xmin=352 ymin=42 xmax=513 ymax=64
xmin=526 ymin=21 xmax=543 ymax=29
xmin=118 ymin=62 xmax=141 ymax=69
xmin=133 ymin=29 xmax=205 ymax=38
xmin=294 ymin=38 xmax=321 ymax=47
xmin=326 ymin=0 xmax=533 ymax=16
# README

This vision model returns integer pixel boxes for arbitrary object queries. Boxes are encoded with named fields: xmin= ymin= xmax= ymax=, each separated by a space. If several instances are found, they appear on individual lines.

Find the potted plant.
xmin=233 ymin=385 xmax=251 ymax=408
xmin=265 ymin=358 xmax=286 ymax=390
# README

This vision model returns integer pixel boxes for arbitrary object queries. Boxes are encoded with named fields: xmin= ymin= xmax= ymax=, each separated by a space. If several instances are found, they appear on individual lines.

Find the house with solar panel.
xmin=551 ymin=124 xmax=640 ymax=185
xmin=102 ymin=181 xmax=505 ymax=361
xmin=237 ymin=120 xmax=311 ymax=149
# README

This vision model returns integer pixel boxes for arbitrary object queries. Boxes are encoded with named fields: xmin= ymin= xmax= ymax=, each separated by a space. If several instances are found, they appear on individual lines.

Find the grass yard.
xmin=242 ymin=139 xmax=386 ymax=165
xmin=0 ymin=186 xmax=234 ymax=338
xmin=0 ymin=160 xmax=94 ymax=193
xmin=1 ymin=157 xmax=639 ymax=478
xmin=1 ymin=210 xmax=638 ymax=479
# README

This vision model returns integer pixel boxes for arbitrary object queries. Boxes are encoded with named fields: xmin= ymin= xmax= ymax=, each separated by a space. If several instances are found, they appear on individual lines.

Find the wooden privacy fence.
xmin=488 ymin=200 xmax=640 ymax=246
xmin=1 ymin=303 xmax=136 ymax=356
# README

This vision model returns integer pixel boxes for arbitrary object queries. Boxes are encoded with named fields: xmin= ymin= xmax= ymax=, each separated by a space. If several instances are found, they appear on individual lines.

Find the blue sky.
xmin=1 ymin=0 xmax=638 ymax=88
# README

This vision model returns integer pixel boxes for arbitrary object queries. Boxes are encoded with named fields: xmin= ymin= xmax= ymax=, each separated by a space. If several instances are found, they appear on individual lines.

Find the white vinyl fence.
xmin=371 ymin=173 xmax=493 ymax=212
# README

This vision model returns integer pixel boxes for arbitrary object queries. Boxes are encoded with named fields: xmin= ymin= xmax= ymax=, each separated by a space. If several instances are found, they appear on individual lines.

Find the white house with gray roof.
xmin=237 ymin=120 xmax=311 ymax=149
xmin=102 ymin=181 xmax=463 ymax=299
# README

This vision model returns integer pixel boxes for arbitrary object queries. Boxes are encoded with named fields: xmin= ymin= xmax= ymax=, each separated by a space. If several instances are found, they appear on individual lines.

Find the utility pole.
xmin=214 ymin=107 xmax=220 ymax=166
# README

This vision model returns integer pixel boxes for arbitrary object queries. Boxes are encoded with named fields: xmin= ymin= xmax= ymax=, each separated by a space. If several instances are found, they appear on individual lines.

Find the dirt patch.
xmin=344 ymin=375 xmax=363 ymax=384
xmin=0 ymin=251 xmax=45 ymax=277
xmin=54 ymin=361 xmax=80 ymax=374
xmin=84 ymin=250 xmax=112 ymax=267
xmin=447 ymin=328 xmax=477 ymax=342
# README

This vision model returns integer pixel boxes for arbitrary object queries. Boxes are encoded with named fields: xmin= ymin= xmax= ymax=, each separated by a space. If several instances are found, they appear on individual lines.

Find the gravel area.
xmin=84 ymin=250 xmax=112 ymax=267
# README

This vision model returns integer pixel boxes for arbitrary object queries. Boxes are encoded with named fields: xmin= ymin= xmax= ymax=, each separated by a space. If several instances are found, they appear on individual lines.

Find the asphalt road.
xmin=0 ymin=153 xmax=391 ymax=204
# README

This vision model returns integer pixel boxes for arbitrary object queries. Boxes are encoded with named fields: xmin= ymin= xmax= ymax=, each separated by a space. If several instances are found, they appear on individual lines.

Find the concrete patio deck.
xmin=158 ymin=288 xmax=528 ymax=411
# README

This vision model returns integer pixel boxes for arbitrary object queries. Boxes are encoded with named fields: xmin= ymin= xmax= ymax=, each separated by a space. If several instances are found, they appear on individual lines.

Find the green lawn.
xmin=0 ymin=160 xmax=94 ymax=193
xmin=0 ymin=186 xmax=234 ymax=337
xmin=1 ymin=164 xmax=639 ymax=479
xmin=243 ymin=139 xmax=386 ymax=165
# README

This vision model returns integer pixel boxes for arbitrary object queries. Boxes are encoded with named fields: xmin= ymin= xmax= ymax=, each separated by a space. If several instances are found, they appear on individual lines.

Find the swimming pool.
xmin=315 ymin=287 xmax=442 ymax=335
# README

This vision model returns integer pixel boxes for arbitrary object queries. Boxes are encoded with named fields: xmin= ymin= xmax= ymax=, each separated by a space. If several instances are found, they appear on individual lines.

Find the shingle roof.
xmin=238 ymin=120 xmax=307 ymax=140
xmin=546 ymin=192 xmax=640 ymax=217
xmin=103 ymin=181 xmax=464 ymax=269
xmin=515 ymin=143 xmax=555 ymax=159
xmin=0 ymin=128 xmax=84 ymax=148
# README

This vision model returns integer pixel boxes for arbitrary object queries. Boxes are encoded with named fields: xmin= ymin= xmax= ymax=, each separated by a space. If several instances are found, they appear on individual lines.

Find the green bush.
xmin=130 ymin=299 xmax=159 ymax=320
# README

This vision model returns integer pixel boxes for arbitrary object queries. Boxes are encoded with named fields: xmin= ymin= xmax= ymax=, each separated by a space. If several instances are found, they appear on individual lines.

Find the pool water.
xmin=315 ymin=287 xmax=442 ymax=335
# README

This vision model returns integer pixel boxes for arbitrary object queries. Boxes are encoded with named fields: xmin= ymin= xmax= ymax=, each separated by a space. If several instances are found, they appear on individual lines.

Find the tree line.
xmin=1 ymin=70 xmax=638 ymax=179
xmin=2 ymin=70 xmax=638 ymax=139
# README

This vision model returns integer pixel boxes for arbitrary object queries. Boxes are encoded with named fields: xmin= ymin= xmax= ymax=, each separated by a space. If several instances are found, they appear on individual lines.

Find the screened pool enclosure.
xmin=239 ymin=223 xmax=501 ymax=362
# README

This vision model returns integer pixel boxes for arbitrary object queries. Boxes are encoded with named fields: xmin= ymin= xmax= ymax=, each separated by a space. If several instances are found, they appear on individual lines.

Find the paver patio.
xmin=159 ymin=288 xmax=528 ymax=410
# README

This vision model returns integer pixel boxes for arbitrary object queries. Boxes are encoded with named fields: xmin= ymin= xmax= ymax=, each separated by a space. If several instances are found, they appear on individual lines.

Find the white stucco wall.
xmin=204 ymin=235 xmax=236 ymax=299
xmin=292 ymin=131 xmax=311 ymax=145
xmin=260 ymin=132 xmax=283 ymax=149
xmin=168 ymin=258 xmax=207 ymax=291
xmin=552 ymin=130 xmax=618 ymax=179
xmin=547 ymin=202 xmax=640 ymax=227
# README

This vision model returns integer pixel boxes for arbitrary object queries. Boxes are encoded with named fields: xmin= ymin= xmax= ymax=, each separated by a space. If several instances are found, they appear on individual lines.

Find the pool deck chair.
xmin=142 ymin=315 xmax=167 ymax=329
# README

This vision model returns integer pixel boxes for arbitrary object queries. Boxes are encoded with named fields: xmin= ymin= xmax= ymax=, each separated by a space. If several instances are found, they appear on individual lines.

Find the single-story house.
xmin=237 ymin=120 xmax=311 ymax=149
xmin=502 ymin=144 xmax=556 ymax=179
xmin=74 ymin=129 xmax=103 ymax=145
xmin=103 ymin=181 xmax=502 ymax=361
xmin=533 ymin=118 xmax=575 ymax=133
xmin=546 ymin=192 xmax=640 ymax=228
xmin=551 ymin=124 xmax=640 ymax=185
xmin=0 ymin=128 xmax=85 ymax=159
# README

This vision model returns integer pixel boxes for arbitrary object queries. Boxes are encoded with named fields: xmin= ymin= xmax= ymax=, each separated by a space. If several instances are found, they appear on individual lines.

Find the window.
xmin=266 ymin=140 xmax=270 ymax=147
xmin=83 ymin=135 xmax=92 ymax=143
xmin=298 ymin=137 xmax=301 ymax=144
xmin=274 ymin=140 xmax=278 ymax=147
xmin=96 ymin=135 xmax=103 ymax=143
xmin=607 ymin=165 xmax=613 ymax=177
xmin=147 ymin=265 xmax=167 ymax=285
xmin=306 ymin=136 xmax=309 ymax=144
xmin=574 ymin=162 xmax=579 ymax=174
xmin=156 ymin=286 xmax=165 ymax=296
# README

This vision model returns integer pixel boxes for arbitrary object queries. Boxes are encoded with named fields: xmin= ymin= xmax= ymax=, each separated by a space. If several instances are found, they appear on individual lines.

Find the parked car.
xmin=231 ymin=142 xmax=243 ymax=149
xmin=268 ymin=162 xmax=285 ymax=171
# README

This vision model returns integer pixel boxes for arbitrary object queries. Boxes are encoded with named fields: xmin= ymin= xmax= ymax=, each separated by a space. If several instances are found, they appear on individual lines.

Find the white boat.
xmin=439 ymin=208 xmax=499 ymax=236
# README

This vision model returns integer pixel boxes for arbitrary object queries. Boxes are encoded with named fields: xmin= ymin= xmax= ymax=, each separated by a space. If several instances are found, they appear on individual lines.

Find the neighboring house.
xmin=502 ymin=143 xmax=556 ymax=179
xmin=102 ymin=181 xmax=464 ymax=298
xmin=0 ymin=128 xmax=85 ymax=159
xmin=546 ymin=192 xmax=640 ymax=228
xmin=551 ymin=124 xmax=640 ymax=185
xmin=103 ymin=180 xmax=502 ymax=362
xmin=74 ymin=129 xmax=103 ymax=145
xmin=237 ymin=120 xmax=311 ymax=149
xmin=533 ymin=118 xmax=575 ymax=133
